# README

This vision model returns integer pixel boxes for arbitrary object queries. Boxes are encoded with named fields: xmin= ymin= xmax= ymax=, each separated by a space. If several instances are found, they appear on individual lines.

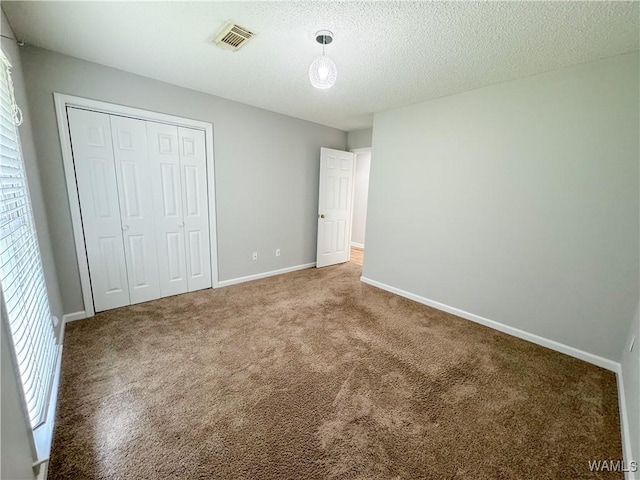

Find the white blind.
xmin=0 ymin=51 xmax=57 ymax=429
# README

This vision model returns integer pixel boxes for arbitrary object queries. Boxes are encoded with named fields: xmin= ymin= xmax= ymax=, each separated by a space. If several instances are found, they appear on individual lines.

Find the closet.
xmin=67 ymin=107 xmax=211 ymax=312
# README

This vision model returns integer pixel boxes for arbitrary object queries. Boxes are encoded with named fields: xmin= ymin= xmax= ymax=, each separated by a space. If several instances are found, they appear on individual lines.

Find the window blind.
xmin=0 ymin=50 xmax=57 ymax=429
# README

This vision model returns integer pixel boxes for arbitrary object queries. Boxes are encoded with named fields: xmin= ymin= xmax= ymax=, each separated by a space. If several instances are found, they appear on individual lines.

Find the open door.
xmin=316 ymin=147 xmax=355 ymax=268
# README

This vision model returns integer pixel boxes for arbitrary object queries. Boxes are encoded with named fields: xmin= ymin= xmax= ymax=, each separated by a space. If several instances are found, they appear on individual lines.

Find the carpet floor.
xmin=49 ymin=263 xmax=623 ymax=479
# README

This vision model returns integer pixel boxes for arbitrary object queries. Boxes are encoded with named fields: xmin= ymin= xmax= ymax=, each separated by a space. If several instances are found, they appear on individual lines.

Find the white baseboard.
xmin=351 ymin=242 xmax=364 ymax=249
xmin=36 ymin=461 xmax=48 ymax=480
xmin=62 ymin=311 xmax=87 ymax=323
xmin=359 ymin=276 xmax=619 ymax=372
xmin=218 ymin=263 xmax=316 ymax=288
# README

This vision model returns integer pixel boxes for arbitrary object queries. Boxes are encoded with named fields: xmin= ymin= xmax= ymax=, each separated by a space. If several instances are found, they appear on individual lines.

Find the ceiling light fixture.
xmin=309 ymin=30 xmax=337 ymax=89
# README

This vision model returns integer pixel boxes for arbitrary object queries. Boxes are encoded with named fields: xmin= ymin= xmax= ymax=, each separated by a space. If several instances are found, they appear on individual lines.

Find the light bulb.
xmin=309 ymin=54 xmax=337 ymax=89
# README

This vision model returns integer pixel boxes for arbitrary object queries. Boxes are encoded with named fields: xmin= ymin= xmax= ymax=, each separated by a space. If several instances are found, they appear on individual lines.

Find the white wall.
xmin=620 ymin=139 xmax=640 ymax=470
xmin=1 ymin=315 xmax=36 ymax=480
xmin=351 ymin=151 xmax=371 ymax=247
xmin=347 ymin=128 xmax=373 ymax=150
xmin=19 ymin=46 xmax=347 ymax=315
xmin=363 ymin=51 xmax=639 ymax=362
xmin=621 ymin=302 xmax=640 ymax=475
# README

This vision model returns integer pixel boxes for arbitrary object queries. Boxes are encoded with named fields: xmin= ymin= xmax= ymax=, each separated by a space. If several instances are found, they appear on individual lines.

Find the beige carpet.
xmin=49 ymin=263 xmax=623 ymax=479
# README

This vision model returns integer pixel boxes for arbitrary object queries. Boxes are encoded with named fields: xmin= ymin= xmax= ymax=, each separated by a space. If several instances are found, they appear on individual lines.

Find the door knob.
xmin=122 ymin=225 xmax=129 ymax=231
xmin=179 ymin=222 xmax=185 ymax=228
xmin=319 ymin=214 xmax=325 ymax=219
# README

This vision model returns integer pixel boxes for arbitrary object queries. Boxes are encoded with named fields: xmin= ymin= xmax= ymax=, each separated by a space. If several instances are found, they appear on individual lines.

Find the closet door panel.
xmin=67 ymin=108 xmax=130 ymax=312
xmin=147 ymin=122 xmax=188 ymax=296
xmin=110 ymin=116 xmax=161 ymax=304
xmin=178 ymin=127 xmax=211 ymax=291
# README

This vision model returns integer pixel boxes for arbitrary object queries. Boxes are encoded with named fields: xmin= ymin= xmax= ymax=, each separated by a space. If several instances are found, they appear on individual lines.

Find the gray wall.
xmin=347 ymin=128 xmax=373 ymax=150
xmin=20 ymin=46 xmax=346 ymax=314
xmin=1 ymin=11 xmax=55 ymax=480
xmin=621 ymin=301 xmax=639 ymax=474
xmin=363 ymin=51 xmax=639 ymax=362
xmin=351 ymin=151 xmax=371 ymax=247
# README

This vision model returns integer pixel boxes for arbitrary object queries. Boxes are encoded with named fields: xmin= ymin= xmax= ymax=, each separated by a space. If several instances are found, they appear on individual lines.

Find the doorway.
xmin=350 ymin=148 xmax=371 ymax=266
xmin=315 ymin=146 xmax=371 ymax=269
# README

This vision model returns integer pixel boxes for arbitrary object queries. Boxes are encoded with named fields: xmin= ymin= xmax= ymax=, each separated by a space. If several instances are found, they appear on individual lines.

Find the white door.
xmin=178 ymin=127 xmax=212 ymax=291
xmin=110 ymin=116 xmax=161 ymax=304
xmin=147 ymin=122 xmax=188 ymax=297
xmin=316 ymin=147 xmax=355 ymax=268
xmin=67 ymin=108 xmax=130 ymax=311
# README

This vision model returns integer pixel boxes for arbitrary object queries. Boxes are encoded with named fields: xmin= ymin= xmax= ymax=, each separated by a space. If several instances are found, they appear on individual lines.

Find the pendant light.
xmin=309 ymin=30 xmax=337 ymax=89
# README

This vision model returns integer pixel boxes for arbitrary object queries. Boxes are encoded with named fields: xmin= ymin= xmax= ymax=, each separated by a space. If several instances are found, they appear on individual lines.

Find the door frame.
xmin=316 ymin=147 xmax=356 ymax=267
xmin=54 ymin=93 xmax=219 ymax=318
xmin=349 ymin=147 xmax=371 ymax=252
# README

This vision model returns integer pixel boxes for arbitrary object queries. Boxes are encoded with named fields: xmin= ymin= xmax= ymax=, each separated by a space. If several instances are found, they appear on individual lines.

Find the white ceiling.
xmin=3 ymin=1 xmax=638 ymax=132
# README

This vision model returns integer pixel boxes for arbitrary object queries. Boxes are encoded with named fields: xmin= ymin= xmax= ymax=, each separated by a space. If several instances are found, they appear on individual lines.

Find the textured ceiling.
xmin=2 ymin=1 xmax=639 ymax=131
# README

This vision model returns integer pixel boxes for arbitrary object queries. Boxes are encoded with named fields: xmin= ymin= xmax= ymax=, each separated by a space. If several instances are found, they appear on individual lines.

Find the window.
xmin=0 ymin=49 xmax=58 ymax=430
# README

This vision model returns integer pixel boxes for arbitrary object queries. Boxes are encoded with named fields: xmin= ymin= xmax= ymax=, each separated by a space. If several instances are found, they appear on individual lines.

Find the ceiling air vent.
xmin=213 ymin=21 xmax=255 ymax=52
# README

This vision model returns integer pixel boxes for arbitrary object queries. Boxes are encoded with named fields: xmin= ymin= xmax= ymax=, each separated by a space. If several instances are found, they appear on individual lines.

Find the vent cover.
xmin=213 ymin=21 xmax=255 ymax=51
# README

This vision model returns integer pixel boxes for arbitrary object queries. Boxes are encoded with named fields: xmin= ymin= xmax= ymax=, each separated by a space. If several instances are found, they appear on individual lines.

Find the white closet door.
xmin=110 ymin=116 xmax=161 ymax=304
xmin=178 ymin=127 xmax=211 ymax=291
xmin=146 ymin=122 xmax=188 ymax=297
xmin=67 ymin=108 xmax=130 ymax=312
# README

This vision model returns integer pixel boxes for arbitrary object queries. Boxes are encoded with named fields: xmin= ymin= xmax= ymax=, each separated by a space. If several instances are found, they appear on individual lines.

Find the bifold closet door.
xmin=110 ymin=116 xmax=161 ymax=304
xmin=146 ymin=122 xmax=188 ymax=297
xmin=147 ymin=123 xmax=211 ymax=293
xmin=67 ymin=108 xmax=130 ymax=312
xmin=178 ymin=127 xmax=212 ymax=291
xmin=69 ymin=109 xmax=212 ymax=312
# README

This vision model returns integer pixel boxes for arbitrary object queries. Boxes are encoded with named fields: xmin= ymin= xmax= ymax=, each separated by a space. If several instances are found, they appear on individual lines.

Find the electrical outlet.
xmin=252 ymin=252 xmax=258 ymax=261
xmin=630 ymin=336 xmax=635 ymax=353
xmin=276 ymin=249 xmax=281 ymax=257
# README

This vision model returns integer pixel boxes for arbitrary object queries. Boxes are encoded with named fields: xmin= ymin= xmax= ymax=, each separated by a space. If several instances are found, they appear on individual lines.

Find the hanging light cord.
xmin=0 ymin=51 xmax=23 ymax=126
